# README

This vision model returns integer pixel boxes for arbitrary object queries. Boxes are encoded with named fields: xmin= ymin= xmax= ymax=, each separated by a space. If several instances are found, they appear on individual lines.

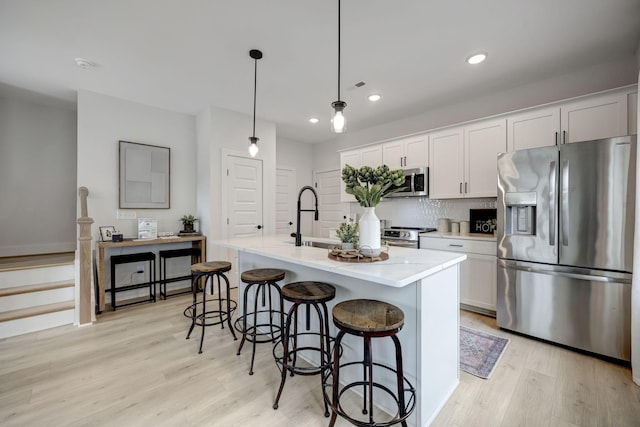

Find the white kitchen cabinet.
xmin=382 ymin=134 xmax=428 ymax=169
xmin=429 ymin=119 xmax=506 ymax=199
xmin=339 ymin=145 xmax=383 ymax=202
xmin=420 ymin=234 xmax=497 ymax=315
xmin=506 ymin=91 xmax=631 ymax=152
xmin=561 ymin=92 xmax=628 ymax=144
xmin=507 ymin=106 xmax=561 ymax=151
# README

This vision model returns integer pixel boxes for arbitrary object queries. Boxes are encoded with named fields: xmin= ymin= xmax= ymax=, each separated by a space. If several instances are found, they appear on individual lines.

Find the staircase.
xmin=0 ymin=253 xmax=76 ymax=339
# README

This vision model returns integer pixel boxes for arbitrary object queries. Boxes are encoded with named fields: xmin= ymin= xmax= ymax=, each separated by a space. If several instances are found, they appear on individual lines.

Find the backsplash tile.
xmin=359 ymin=197 xmax=497 ymax=228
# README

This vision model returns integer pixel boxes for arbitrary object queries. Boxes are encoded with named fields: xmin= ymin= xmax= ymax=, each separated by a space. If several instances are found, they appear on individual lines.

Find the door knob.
xmin=288 ymin=221 xmax=293 ymax=226
xmin=257 ymin=225 xmax=262 ymax=230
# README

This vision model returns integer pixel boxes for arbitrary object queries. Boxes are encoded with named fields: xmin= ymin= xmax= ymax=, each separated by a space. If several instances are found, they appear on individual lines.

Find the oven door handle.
xmin=383 ymin=239 xmax=418 ymax=248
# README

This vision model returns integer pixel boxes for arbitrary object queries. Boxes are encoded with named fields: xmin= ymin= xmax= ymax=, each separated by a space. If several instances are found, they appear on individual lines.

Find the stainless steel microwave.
xmin=385 ymin=167 xmax=429 ymax=198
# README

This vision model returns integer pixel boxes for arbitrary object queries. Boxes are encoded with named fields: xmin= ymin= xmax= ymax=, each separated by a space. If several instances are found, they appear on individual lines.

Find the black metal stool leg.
xmin=236 ymin=283 xmax=253 ymax=356
xmin=365 ymin=336 xmax=374 ymax=423
xmin=392 ymin=334 xmax=408 ymax=427
xmin=198 ymin=274 xmax=209 ymax=354
xmin=220 ymin=273 xmax=237 ymax=340
xmin=186 ymin=273 xmax=199 ymax=340
xmin=273 ymin=302 xmax=297 ymax=409
xmin=248 ymin=283 xmax=263 ymax=375
xmin=328 ymin=330 xmax=345 ymax=427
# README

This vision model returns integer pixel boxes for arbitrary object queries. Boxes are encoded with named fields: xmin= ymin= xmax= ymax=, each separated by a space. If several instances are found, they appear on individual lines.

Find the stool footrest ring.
xmin=323 ymin=360 xmax=416 ymax=427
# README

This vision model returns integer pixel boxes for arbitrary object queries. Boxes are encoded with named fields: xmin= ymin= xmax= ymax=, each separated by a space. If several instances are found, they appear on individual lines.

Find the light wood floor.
xmin=1 ymin=292 xmax=638 ymax=427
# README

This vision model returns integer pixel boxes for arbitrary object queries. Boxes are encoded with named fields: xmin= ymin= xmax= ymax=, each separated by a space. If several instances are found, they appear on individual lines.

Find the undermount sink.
xmin=285 ymin=240 xmax=336 ymax=249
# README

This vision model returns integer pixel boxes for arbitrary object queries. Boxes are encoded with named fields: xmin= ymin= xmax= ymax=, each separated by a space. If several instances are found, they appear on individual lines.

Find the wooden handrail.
xmin=77 ymin=186 xmax=94 ymax=325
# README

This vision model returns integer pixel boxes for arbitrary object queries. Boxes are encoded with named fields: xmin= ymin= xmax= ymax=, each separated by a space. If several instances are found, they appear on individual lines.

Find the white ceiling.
xmin=1 ymin=0 xmax=639 ymax=144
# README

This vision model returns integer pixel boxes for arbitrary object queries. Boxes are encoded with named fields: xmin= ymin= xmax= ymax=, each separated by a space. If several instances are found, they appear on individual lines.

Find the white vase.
xmin=358 ymin=207 xmax=381 ymax=256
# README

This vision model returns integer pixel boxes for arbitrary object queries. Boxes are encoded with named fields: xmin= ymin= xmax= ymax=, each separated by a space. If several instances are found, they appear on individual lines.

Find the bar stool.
xmin=159 ymin=247 xmax=201 ymax=299
xmin=324 ymin=299 xmax=416 ymax=427
xmin=273 ymin=281 xmax=336 ymax=415
xmin=234 ymin=268 xmax=286 ymax=375
xmin=185 ymin=261 xmax=237 ymax=354
xmin=109 ymin=252 xmax=156 ymax=310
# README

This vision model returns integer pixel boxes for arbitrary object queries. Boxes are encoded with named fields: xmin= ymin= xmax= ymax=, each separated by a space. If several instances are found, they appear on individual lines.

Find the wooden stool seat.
xmin=332 ymin=299 xmax=404 ymax=334
xmin=281 ymin=281 xmax=335 ymax=303
xmin=240 ymin=268 xmax=285 ymax=284
xmin=192 ymin=261 xmax=231 ymax=275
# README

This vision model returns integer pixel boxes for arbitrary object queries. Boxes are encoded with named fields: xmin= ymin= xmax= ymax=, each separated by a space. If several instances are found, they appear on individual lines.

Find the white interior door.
xmin=314 ymin=169 xmax=348 ymax=237
xmin=222 ymin=154 xmax=263 ymax=287
xmin=276 ymin=167 xmax=296 ymax=236
xmin=225 ymin=155 xmax=264 ymax=237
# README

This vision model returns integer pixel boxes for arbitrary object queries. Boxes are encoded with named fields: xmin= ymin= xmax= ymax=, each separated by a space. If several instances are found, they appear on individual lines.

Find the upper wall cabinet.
xmin=507 ymin=107 xmax=560 ymax=151
xmin=339 ymin=145 xmax=383 ymax=202
xmin=382 ymin=134 xmax=428 ymax=169
xmin=430 ymin=119 xmax=506 ymax=199
xmin=561 ymin=92 xmax=628 ymax=144
xmin=507 ymin=91 xmax=632 ymax=151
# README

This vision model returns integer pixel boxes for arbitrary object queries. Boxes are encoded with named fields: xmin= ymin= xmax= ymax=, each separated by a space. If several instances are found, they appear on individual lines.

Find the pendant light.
xmin=331 ymin=0 xmax=346 ymax=133
xmin=248 ymin=49 xmax=262 ymax=157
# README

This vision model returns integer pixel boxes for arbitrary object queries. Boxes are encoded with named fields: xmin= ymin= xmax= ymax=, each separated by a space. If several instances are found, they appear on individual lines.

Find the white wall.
xmin=0 ymin=96 xmax=77 ymax=256
xmin=276 ymin=137 xmax=314 ymax=235
xmin=77 ymin=90 xmax=197 ymax=241
xmin=196 ymin=106 xmax=276 ymax=260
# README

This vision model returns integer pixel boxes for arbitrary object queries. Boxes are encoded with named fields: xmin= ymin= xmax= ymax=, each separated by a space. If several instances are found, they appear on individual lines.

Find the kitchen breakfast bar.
xmin=213 ymin=236 xmax=466 ymax=427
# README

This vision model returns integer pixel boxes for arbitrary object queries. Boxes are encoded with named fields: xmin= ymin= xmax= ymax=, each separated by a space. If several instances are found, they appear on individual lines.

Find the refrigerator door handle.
xmin=561 ymin=159 xmax=569 ymax=246
xmin=506 ymin=263 xmax=631 ymax=284
xmin=549 ymin=161 xmax=556 ymax=245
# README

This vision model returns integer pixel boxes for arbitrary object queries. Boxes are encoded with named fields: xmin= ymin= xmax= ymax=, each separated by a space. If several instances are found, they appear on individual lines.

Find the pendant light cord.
xmin=252 ymin=58 xmax=257 ymax=138
xmin=337 ymin=0 xmax=341 ymax=102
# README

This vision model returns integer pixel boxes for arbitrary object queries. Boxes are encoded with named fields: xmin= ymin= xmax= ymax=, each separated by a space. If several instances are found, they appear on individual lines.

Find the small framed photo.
xmin=99 ymin=226 xmax=116 ymax=242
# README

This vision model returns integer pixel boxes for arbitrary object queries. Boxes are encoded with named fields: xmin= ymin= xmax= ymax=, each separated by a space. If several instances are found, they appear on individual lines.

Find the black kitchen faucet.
xmin=295 ymin=185 xmax=319 ymax=246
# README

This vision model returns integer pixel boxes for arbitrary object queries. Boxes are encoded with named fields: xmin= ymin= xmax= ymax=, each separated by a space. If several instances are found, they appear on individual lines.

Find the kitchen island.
xmin=213 ymin=235 xmax=466 ymax=427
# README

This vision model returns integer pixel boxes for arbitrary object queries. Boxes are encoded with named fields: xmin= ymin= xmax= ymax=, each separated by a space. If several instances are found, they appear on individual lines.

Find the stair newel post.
xmin=77 ymin=187 xmax=94 ymax=325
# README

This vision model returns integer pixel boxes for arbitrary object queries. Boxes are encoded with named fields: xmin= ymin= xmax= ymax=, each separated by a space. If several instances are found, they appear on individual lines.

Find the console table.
xmin=95 ymin=236 xmax=206 ymax=313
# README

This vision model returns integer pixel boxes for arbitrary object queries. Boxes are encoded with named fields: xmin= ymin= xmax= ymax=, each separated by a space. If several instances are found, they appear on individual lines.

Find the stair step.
xmin=0 ymin=301 xmax=75 ymax=323
xmin=0 ymin=280 xmax=74 ymax=298
xmin=0 ymin=252 xmax=75 ymax=272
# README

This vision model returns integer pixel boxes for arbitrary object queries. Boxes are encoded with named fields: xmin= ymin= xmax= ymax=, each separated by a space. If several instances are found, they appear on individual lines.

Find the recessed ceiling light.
xmin=309 ymin=117 xmax=319 ymax=124
xmin=368 ymin=94 xmax=381 ymax=102
xmin=75 ymin=58 xmax=95 ymax=69
xmin=466 ymin=52 xmax=487 ymax=65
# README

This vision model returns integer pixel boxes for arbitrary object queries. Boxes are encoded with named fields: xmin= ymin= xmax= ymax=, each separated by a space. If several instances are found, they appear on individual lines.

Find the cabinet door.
xmin=339 ymin=150 xmax=361 ymax=202
xmin=339 ymin=146 xmax=382 ymax=203
xmin=460 ymin=253 xmax=497 ymax=312
xmin=464 ymin=119 xmax=506 ymax=198
xmin=403 ymin=135 xmax=428 ymax=169
xmin=360 ymin=145 xmax=383 ymax=168
xmin=507 ymin=106 xmax=560 ymax=151
xmin=382 ymin=140 xmax=404 ymax=169
xmin=561 ymin=93 xmax=628 ymax=144
xmin=429 ymin=128 xmax=464 ymax=199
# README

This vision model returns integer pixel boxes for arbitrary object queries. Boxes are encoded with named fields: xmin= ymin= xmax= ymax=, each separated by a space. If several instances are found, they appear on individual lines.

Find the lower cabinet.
xmin=420 ymin=235 xmax=497 ymax=316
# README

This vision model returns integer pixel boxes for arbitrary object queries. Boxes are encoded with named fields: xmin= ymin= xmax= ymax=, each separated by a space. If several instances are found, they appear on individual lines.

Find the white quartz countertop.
xmin=420 ymin=231 xmax=497 ymax=242
xmin=212 ymin=235 xmax=466 ymax=288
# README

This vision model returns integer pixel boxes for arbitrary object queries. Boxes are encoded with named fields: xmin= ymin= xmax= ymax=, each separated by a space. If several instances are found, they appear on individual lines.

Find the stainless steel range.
xmin=382 ymin=226 xmax=436 ymax=249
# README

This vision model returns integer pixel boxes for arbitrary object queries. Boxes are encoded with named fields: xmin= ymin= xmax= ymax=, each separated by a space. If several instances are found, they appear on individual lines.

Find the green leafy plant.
xmin=341 ymin=164 xmax=406 ymax=207
xmin=336 ymin=222 xmax=359 ymax=243
xmin=179 ymin=214 xmax=198 ymax=226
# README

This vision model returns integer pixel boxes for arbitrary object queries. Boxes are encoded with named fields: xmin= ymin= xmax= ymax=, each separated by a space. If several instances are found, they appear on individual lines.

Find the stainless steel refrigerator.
xmin=496 ymin=135 xmax=636 ymax=361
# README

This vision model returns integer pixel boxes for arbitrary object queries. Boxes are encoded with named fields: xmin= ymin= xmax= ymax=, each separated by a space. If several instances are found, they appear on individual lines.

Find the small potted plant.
xmin=336 ymin=222 xmax=358 ymax=250
xmin=180 ymin=214 xmax=198 ymax=232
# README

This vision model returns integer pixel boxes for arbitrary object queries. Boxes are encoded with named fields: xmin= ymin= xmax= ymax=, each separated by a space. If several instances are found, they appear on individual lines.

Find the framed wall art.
xmin=119 ymin=141 xmax=170 ymax=209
